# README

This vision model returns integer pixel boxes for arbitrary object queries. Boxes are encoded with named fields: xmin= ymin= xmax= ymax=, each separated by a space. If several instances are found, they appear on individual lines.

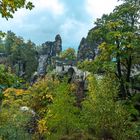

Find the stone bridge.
xmin=55 ymin=65 xmax=90 ymax=81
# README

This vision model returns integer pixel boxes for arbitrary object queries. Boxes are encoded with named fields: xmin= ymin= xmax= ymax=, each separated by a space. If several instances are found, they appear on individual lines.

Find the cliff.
xmin=40 ymin=34 xmax=62 ymax=56
xmin=37 ymin=34 xmax=62 ymax=75
xmin=77 ymin=27 xmax=101 ymax=61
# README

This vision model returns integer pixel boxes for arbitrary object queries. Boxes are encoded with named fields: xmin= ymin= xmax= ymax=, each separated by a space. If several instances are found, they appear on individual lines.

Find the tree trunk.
xmin=126 ymin=56 xmax=132 ymax=96
xmin=116 ymin=38 xmax=127 ymax=98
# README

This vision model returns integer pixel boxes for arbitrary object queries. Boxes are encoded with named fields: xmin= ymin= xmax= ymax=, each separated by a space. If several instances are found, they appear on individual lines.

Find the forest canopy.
xmin=0 ymin=0 xmax=140 ymax=140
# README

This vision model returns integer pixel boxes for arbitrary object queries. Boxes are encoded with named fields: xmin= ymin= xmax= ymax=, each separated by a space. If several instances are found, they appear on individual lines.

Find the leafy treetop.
xmin=0 ymin=0 xmax=34 ymax=19
xmin=60 ymin=48 xmax=76 ymax=61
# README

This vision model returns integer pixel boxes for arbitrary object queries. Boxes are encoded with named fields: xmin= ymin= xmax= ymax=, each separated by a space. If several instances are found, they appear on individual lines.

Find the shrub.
xmin=80 ymin=74 xmax=139 ymax=140
xmin=44 ymin=82 xmax=80 ymax=139
xmin=0 ymin=88 xmax=32 ymax=140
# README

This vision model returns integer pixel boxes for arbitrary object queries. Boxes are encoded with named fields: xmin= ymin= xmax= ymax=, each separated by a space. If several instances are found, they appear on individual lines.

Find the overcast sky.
xmin=0 ymin=0 xmax=121 ymax=50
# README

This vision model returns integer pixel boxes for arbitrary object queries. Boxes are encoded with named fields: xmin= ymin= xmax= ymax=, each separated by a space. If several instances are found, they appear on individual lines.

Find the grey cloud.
xmin=0 ymin=0 xmax=94 ymax=50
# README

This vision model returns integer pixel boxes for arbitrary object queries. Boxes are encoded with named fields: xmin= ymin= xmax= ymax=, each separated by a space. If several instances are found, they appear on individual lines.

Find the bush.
xmin=0 ymin=88 xmax=32 ymax=140
xmin=28 ymin=76 xmax=59 ymax=116
xmin=80 ymin=74 xmax=139 ymax=140
xmin=44 ymin=81 xmax=80 ymax=139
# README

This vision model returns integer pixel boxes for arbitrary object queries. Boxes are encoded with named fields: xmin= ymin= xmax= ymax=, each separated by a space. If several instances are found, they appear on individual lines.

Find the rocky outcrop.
xmin=40 ymin=34 xmax=62 ymax=56
xmin=77 ymin=27 xmax=101 ymax=61
xmin=37 ymin=55 xmax=48 ymax=75
xmin=77 ymin=37 xmax=95 ymax=61
xmin=37 ymin=34 xmax=62 ymax=75
xmin=55 ymin=34 xmax=62 ymax=55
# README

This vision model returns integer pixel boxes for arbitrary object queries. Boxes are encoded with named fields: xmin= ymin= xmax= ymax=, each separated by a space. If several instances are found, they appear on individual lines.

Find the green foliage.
xmin=21 ymin=40 xmax=38 ymax=79
xmin=0 ymin=31 xmax=6 ymax=38
xmin=0 ymin=0 xmax=139 ymax=139
xmin=60 ymin=48 xmax=76 ymax=60
xmin=0 ymin=88 xmax=32 ymax=140
xmin=0 ymin=38 xmax=5 ymax=53
xmin=0 ymin=0 xmax=34 ymax=37
xmin=0 ymin=64 xmax=20 ymax=88
xmin=26 ymin=76 xmax=82 ymax=139
xmin=3 ymin=31 xmax=38 ymax=79
xmin=78 ymin=60 xmax=95 ymax=73
xmin=78 ymin=58 xmax=116 ymax=74
xmin=0 ymin=71 xmax=139 ymax=139
xmin=0 ymin=0 xmax=34 ymax=19
xmin=0 ymin=64 xmax=25 ymax=102
xmin=0 ymin=107 xmax=32 ymax=140
xmin=45 ymin=82 xmax=80 ymax=139
xmin=85 ymin=0 xmax=140 ymax=97
xmin=28 ymin=76 xmax=58 ymax=116
xmin=80 ymin=74 xmax=139 ymax=140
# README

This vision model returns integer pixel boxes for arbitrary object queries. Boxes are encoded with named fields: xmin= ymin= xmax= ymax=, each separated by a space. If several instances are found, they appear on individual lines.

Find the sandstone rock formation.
xmin=37 ymin=34 xmax=62 ymax=75
xmin=77 ymin=27 xmax=101 ymax=61
xmin=40 ymin=34 xmax=62 ymax=56
xmin=77 ymin=37 xmax=95 ymax=61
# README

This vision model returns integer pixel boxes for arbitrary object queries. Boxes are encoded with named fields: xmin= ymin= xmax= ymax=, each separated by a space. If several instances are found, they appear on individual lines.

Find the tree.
xmin=0 ymin=0 xmax=34 ymax=37
xmin=0 ymin=0 xmax=34 ymax=19
xmin=81 ymin=74 xmax=139 ymax=140
xmin=20 ymin=40 xmax=38 ymax=79
xmin=0 ymin=64 xmax=19 ymax=88
xmin=86 ymin=0 xmax=140 ymax=98
xmin=0 ymin=86 xmax=33 ymax=139
xmin=45 ymin=81 xmax=80 ymax=139
xmin=3 ymin=31 xmax=38 ymax=79
xmin=4 ymin=31 xmax=16 ymax=55
xmin=60 ymin=48 xmax=76 ymax=61
xmin=0 ymin=38 xmax=5 ymax=53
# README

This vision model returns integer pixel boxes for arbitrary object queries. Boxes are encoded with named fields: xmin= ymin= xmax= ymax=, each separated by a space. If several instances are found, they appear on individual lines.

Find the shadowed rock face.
xmin=40 ymin=34 xmax=62 ymax=57
xmin=37 ymin=34 xmax=62 ymax=76
xmin=77 ymin=27 xmax=102 ymax=61
xmin=55 ymin=34 xmax=62 ymax=55
xmin=37 ymin=55 xmax=48 ymax=75
xmin=77 ymin=37 xmax=95 ymax=61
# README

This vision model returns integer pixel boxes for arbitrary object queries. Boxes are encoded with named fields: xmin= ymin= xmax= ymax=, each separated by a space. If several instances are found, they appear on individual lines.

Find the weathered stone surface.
xmin=40 ymin=34 xmax=62 ymax=56
xmin=77 ymin=27 xmax=101 ymax=61
xmin=55 ymin=34 xmax=62 ymax=55
xmin=37 ymin=55 xmax=48 ymax=75
xmin=77 ymin=37 xmax=95 ymax=61
xmin=37 ymin=34 xmax=62 ymax=76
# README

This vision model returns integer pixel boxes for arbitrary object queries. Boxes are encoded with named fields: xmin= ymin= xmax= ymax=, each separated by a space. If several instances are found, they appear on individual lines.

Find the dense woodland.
xmin=0 ymin=0 xmax=140 ymax=140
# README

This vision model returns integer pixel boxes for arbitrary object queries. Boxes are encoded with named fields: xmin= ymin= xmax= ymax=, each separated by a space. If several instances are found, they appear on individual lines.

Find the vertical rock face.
xmin=77 ymin=27 xmax=101 ymax=61
xmin=55 ymin=34 xmax=62 ymax=56
xmin=40 ymin=34 xmax=62 ymax=57
xmin=77 ymin=37 xmax=95 ymax=61
xmin=37 ymin=34 xmax=62 ymax=76
xmin=37 ymin=55 xmax=48 ymax=76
